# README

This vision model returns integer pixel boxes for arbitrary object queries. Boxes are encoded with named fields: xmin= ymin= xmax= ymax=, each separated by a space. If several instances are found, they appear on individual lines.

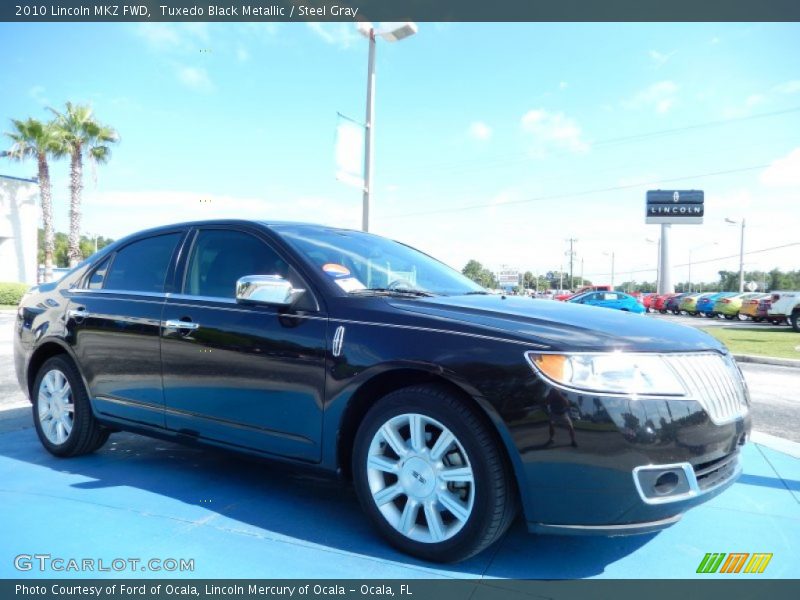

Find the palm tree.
xmin=50 ymin=102 xmax=118 ymax=266
xmin=4 ymin=118 xmax=64 ymax=282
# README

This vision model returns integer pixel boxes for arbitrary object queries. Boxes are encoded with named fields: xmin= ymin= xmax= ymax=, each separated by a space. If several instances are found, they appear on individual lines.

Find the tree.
xmin=37 ymin=229 xmax=114 ymax=267
xmin=50 ymin=102 xmax=118 ymax=266
xmin=462 ymin=260 xmax=498 ymax=289
xmin=4 ymin=118 xmax=64 ymax=281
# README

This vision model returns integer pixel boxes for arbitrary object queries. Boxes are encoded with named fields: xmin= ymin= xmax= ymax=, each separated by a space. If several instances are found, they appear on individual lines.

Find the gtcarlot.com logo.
xmin=14 ymin=554 xmax=195 ymax=573
xmin=696 ymin=552 xmax=773 ymax=574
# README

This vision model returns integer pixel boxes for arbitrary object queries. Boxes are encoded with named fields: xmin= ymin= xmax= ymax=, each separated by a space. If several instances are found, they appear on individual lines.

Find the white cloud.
xmin=559 ymin=81 xmax=568 ymax=90
xmin=236 ymin=45 xmax=250 ymax=62
xmin=28 ymin=85 xmax=48 ymax=105
xmin=307 ymin=23 xmax=361 ymax=49
xmin=773 ymin=80 xmax=800 ymax=95
xmin=648 ymin=50 xmax=675 ymax=68
xmin=761 ymin=148 xmax=800 ymax=187
xmin=624 ymin=81 xmax=679 ymax=114
xmin=520 ymin=109 xmax=589 ymax=156
xmin=133 ymin=23 xmax=209 ymax=52
xmin=467 ymin=121 xmax=492 ymax=141
xmin=176 ymin=66 xmax=214 ymax=93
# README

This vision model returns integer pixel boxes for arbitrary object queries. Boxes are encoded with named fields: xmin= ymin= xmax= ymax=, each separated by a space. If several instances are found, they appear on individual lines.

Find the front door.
xmin=160 ymin=227 xmax=327 ymax=462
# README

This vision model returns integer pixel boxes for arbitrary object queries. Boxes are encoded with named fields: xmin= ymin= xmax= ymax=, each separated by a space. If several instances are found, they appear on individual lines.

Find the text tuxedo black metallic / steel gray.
xmin=14 ymin=220 xmax=751 ymax=562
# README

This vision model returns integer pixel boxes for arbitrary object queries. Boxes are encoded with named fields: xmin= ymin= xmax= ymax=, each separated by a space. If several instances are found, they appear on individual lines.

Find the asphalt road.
xmin=1 ymin=310 xmax=798 ymax=441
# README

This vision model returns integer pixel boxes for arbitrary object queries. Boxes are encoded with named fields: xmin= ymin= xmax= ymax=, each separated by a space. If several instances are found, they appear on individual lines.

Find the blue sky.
xmin=1 ymin=22 xmax=799 ymax=284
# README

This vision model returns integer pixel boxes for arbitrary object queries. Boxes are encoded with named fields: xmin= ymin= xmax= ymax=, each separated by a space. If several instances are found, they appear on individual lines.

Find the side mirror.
xmin=235 ymin=275 xmax=305 ymax=307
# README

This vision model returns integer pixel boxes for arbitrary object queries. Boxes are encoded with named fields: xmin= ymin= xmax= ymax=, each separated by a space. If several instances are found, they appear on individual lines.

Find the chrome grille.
xmin=663 ymin=353 xmax=748 ymax=425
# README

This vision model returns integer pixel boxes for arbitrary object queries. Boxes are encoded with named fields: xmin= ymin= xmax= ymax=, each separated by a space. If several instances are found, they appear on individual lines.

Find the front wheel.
xmin=791 ymin=312 xmax=800 ymax=333
xmin=352 ymin=385 xmax=518 ymax=563
xmin=32 ymin=356 xmax=109 ymax=457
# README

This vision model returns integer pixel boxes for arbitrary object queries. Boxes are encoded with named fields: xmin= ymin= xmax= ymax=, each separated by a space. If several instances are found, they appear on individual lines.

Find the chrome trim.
xmin=69 ymin=288 xmax=168 ymax=299
xmin=531 ymin=513 xmax=682 ymax=534
xmin=332 ymin=325 xmax=345 ymax=357
xmin=662 ymin=353 xmax=749 ymax=425
xmin=164 ymin=319 xmax=199 ymax=331
xmin=632 ymin=456 xmax=741 ymax=505
xmin=67 ymin=308 xmax=89 ymax=319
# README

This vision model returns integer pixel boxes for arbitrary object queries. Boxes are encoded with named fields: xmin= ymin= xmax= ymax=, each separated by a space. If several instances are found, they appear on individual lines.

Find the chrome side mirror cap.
xmin=235 ymin=275 xmax=305 ymax=307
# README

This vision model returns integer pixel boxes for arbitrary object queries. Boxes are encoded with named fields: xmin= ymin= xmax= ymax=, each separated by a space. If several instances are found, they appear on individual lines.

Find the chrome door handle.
xmin=68 ymin=307 xmax=89 ymax=319
xmin=164 ymin=319 xmax=199 ymax=330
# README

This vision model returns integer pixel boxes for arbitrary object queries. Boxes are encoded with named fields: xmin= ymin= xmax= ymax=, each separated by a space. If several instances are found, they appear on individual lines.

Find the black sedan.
xmin=14 ymin=220 xmax=750 ymax=562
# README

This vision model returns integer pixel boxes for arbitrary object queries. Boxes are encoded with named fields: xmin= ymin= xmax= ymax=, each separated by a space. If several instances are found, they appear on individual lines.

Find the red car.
xmin=641 ymin=293 xmax=657 ymax=311
xmin=653 ymin=293 xmax=678 ymax=313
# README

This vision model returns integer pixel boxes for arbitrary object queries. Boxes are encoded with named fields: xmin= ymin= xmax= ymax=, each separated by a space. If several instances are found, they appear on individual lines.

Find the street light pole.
xmin=357 ymin=22 xmax=417 ymax=233
xmin=725 ymin=217 xmax=746 ymax=293
xmin=362 ymin=29 xmax=376 ymax=233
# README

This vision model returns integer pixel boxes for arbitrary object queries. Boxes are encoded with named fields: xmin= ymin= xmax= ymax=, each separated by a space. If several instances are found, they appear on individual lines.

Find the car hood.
xmin=387 ymin=294 xmax=725 ymax=353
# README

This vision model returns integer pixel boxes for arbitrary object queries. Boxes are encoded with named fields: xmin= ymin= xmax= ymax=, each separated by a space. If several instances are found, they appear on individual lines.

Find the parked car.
xmin=567 ymin=290 xmax=646 ymax=313
xmin=769 ymin=291 xmax=800 ymax=331
xmin=653 ymin=293 xmax=678 ymax=314
xmin=679 ymin=293 xmax=713 ymax=316
xmin=641 ymin=292 xmax=658 ymax=311
xmin=713 ymin=292 xmax=765 ymax=321
xmin=665 ymin=293 xmax=692 ymax=315
xmin=739 ymin=294 xmax=771 ymax=322
xmin=13 ymin=220 xmax=751 ymax=563
xmin=697 ymin=292 xmax=736 ymax=317
xmin=554 ymin=284 xmax=612 ymax=301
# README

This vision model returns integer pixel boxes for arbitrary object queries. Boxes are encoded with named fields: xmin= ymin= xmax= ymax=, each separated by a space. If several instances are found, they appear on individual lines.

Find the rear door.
xmin=67 ymin=230 xmax=186 ymax=427
xmin=159 ymin=226 xmax=327 ymax=462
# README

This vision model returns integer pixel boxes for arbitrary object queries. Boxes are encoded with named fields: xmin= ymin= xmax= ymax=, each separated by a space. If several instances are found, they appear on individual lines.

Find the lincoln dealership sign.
xmin=646 ymin=189 xmax=704 ymax=224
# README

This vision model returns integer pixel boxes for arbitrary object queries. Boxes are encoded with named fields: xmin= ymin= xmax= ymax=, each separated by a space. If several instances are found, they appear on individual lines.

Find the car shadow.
xmin=0 ymin=421 xmax=655 ymax=578
xmin=738 ymin=473 xmax=800 ymax=493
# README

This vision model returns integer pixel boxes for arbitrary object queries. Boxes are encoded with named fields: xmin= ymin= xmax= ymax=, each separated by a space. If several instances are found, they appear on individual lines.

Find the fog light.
xmin=654 ymin=471 xmax=680 ymax=495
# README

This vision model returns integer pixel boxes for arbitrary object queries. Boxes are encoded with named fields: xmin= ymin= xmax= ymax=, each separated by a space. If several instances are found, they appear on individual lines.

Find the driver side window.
xmin=184 ymin=230 xmax=289 ymax=299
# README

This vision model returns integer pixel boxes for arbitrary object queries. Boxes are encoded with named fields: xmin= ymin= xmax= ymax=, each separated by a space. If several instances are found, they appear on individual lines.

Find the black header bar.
xmin=3 ymin=0 xmax=800 ymax=22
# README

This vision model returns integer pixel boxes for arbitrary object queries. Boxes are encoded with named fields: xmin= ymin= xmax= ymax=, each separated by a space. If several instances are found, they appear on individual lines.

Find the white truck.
xmin=768 ymin=291 xmax=800 ymax=332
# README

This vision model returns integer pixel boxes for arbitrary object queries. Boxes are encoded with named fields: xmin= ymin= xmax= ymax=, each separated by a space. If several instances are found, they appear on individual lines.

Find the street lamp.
xmin=725 ymin=217 xmax=746 ymax=293
xmin=357 ymin=21 xmax=418 ymax=232
xmin=688 ymin=242 xmax=718 ymax=293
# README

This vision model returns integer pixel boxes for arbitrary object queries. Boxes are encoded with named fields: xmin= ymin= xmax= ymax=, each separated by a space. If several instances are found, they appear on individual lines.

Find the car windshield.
xmin=273 ymin=225 xmax=486 ymax=297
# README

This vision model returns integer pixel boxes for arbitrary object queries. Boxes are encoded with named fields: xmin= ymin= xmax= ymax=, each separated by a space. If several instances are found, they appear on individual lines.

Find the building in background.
xmin=0 ymin=174 xmax=38 ymax=285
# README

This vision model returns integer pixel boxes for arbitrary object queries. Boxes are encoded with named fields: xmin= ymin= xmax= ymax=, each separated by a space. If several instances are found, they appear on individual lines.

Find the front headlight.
xmin=525 ymin=352 xmax=686 ymax=396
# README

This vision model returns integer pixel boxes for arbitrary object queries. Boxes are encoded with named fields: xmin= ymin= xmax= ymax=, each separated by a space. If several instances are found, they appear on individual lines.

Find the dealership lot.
xmin=1 ymin=310 xmax=798 ymax=578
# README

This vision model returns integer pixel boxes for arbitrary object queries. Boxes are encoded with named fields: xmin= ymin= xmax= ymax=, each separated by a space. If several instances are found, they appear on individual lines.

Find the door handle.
xmin=164 ymin=319 xmax=200 ymax=331
xmin=68 ymin=307 xmax=89 ymax=319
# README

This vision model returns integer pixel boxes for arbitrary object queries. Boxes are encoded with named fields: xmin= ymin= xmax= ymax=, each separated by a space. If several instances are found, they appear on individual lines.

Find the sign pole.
xmin=659 ymin=224 xmax=673 ymax=294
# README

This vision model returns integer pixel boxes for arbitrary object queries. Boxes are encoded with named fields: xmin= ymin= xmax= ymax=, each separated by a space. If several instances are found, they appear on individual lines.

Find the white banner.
xmin=335 ymin=116 xmax=365 ymax=189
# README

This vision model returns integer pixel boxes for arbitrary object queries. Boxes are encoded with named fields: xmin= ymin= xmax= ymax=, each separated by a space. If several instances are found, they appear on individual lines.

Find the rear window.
xmin=103 ymin=233 xmax=182 ymax=293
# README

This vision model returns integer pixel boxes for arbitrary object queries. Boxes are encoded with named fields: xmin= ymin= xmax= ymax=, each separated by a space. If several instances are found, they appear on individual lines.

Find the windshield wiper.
xmin=348 ymin=288 xmax=436 ymax=298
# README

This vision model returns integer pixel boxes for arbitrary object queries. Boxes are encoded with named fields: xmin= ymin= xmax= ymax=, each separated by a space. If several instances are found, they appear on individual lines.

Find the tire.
xmin=753 ymin=317 xmax=763 ymax=323
xmin=352 ymin=384 xmax=518 ymax=563
xmin=659 ymin=309 xmax=667 ymax=314
xmin=736 ymin=313 xmax=747 ymax=321
xmin=791 ymin=311 xmax=800 ymax=333
xmin=32 ymin=355 xmax=110 ymax=457
xmin=724 ymin=314 xmax=735 ymax=320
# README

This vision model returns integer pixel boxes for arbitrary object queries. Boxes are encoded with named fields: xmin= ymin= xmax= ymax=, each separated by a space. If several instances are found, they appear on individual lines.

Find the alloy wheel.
xmin=37 ymin=369 xmax=74 ymax=445
xmin=365 ymin=413 xmax=475 ymax=544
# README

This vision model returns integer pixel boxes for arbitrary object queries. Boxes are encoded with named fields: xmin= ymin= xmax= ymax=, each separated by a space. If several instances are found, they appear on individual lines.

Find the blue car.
xmin=696 ymin=292 xmax=736 ymax=317
xmin=568 ymin=290 xmax=646 ymax=313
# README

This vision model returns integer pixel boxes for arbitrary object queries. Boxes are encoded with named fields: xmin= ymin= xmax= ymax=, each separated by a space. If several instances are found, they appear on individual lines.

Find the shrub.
xmin=0 ymin=282 xmax=30 ymax=306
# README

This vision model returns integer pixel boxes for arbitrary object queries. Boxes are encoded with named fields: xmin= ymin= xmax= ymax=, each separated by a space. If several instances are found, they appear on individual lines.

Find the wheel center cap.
xmin=401 ymin=457 xmax=436 ymax=498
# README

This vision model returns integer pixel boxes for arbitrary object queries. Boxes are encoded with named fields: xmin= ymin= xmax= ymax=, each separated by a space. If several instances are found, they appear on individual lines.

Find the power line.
xmin=581 ymin=242 xmax=800 ymax=279
xmin=379 ymin=163 xmax=769 ymax=220
xmin=387 ymin=105 xmax=800 ymax=176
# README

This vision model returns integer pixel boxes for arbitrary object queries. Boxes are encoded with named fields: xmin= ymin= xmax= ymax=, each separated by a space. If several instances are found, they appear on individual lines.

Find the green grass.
xmin=0 ymin=304 xmax=18 ymax=311
xmin=703 ymin=326 xmax=800 ymax=360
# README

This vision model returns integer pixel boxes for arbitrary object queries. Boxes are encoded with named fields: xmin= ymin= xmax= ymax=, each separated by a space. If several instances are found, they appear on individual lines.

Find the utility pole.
xmin=361 ymin=28 xmax=376 ymax=232
xmin=566 ymin=238 xmax=577 ymax=290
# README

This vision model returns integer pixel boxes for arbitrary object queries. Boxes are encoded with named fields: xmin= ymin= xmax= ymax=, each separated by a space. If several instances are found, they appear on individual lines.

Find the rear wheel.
xmin=753 ymin=317 xmax=763 ymax=323
xmin=32 ymin=356 xmax=109 ymax=457
xmin=352 ymin=385 xmax=518 ymax=563
xmin=791 ymin=311 xmax=800 ymax=333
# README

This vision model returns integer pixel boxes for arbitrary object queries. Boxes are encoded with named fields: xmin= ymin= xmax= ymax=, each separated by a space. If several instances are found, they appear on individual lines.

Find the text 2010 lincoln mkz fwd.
xmin=14 ymin=221 xmax=750 ymax=562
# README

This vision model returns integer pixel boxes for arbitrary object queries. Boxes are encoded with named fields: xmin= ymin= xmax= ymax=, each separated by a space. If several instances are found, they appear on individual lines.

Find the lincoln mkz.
xmin=14 ymin=220 xmax=750 ymax=562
